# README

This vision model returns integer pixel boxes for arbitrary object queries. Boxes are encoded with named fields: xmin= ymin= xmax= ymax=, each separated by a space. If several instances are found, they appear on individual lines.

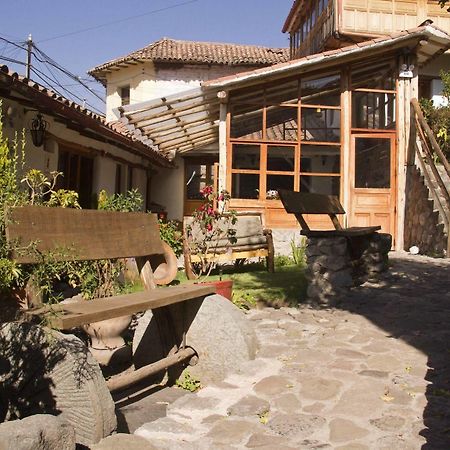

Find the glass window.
xmin=232 ymin=144 xmax=260 ymax=170
xmin=351 ymin=62 xmax=396 ymax=90
xmin=120 ymin=85 xmax=130 ymax=106
xmin=266 ymin=106 xmax=298 ymax=141
xmin=301 ymin=145 xmax=340 ymax=173
xmin=232 ymin=174 xmax=259 ymax=199
xmin=230 ymin=104 xmax=263 ymax=140
xmin=186 ymin=162 xmax=215 ymax=200
xmin=300 ymin=175 xmax=340 ymax=196
xmin=267 ymin=145 xmax=295 ymax=172
xmin=354 ymin=137 xmax=391 ymax=188
xmin=301 ymin=74 xmax=341 ymax=106
xmin=267 ymin=175 xmax=294 ymax=198
xmin=352 ymin=92 xmax=396 ymax=130
xmin=301 ymin=108 xmax=340 ymax=142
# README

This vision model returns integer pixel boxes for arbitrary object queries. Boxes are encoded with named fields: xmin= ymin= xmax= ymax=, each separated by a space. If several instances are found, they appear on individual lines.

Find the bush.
xmin=420 ymin=70 xmax=450 ymax=162
xmin=159 ymin=219 xmax=183 ymax=257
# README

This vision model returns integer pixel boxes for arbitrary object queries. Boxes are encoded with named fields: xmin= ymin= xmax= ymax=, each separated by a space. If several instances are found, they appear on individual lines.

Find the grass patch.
xmin=176 ymin=262 xmax=307 ymax=308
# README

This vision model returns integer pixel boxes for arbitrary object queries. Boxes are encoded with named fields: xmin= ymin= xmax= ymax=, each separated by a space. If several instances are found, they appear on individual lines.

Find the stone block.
xmin=0 ymin=414 xmax=76 ymax=450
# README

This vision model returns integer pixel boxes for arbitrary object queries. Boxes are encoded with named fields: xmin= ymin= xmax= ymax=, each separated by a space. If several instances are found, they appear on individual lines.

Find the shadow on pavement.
xmin=334 ymin=255 xmax=450 ymax=449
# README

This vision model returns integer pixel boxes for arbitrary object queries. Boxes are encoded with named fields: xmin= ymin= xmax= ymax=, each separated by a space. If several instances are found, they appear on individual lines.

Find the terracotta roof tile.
xmin=0 ymin=65 xmax=171 ymax=167
xmin=89 ymin=38 xmax=289 ymax=82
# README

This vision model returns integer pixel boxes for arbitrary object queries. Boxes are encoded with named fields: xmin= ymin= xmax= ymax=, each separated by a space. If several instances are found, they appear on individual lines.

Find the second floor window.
xmin=120 ymin=85 xmax=130 ymax=106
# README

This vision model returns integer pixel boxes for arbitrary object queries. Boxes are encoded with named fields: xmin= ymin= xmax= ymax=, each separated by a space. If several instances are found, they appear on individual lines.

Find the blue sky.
xmin=0 ymin=0 xmax=292 ymax=112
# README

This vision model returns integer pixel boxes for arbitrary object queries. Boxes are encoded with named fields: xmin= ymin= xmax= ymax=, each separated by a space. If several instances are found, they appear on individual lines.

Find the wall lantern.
xmin=30 ymin=113 xmax=48 ymax=147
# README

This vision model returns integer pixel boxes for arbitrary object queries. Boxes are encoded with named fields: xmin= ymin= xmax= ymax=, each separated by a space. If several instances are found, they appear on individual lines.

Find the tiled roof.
xmin=204 ymin=25 xmax=450 ymax=88
xmin=0 ymin=65 xmax=171 ymax=167
xmin=88 ymin=38 xmax=289 ymax=83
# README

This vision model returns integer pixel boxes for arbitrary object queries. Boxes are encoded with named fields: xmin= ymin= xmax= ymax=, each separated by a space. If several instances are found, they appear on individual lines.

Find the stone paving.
xmin=100 ymin=253 xmax=450 ymax=449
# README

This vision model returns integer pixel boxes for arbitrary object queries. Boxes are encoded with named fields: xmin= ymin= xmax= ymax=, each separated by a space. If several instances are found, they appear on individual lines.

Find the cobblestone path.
xmin=96 ymin=253 xmax=450 ymax=449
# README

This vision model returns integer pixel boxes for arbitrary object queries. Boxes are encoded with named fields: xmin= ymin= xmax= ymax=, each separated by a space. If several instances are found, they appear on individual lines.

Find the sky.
xmin=0 ymin=0 xmax=293 ymax=112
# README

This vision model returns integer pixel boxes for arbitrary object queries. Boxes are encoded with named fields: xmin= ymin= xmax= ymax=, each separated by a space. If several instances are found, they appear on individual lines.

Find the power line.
xmin=38 ymin=0 xmax=199 ymax=43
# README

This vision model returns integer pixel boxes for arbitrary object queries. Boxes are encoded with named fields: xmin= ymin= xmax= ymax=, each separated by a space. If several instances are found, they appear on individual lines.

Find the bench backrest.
xmin=183 ymin=212 xmax=267 ymax=249
xmin=278 ymin=189 xmax=345 ymax=231
xmin=6 ymin=205 xmax=164 ymax=264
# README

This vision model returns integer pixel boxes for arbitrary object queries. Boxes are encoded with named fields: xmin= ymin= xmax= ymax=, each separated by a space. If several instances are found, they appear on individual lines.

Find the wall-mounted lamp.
xmin=30 ymin=113 xmax=48 ymax=147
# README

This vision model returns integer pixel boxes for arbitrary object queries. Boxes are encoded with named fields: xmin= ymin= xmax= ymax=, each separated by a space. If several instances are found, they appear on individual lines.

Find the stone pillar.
xmin=359 ymin=233 xmax=392 ymax=281
xmin=305 ymin=237 xmax=353 ymax=306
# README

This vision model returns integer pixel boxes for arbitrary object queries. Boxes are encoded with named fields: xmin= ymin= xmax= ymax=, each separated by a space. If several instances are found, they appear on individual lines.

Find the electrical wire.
xmin=38 ymin=0 xmax=199 ymax=43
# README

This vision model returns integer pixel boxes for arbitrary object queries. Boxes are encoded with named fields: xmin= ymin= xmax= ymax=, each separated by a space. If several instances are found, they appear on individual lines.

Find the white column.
xmin=218 ymin=99 xmax=228 ymax=193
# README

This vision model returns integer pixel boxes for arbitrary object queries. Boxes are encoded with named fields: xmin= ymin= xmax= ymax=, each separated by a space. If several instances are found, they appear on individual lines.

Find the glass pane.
xmin=351 ymin=61 xmax=396 ymax=90
xmin=186 ymin=163 xmax=214 ymax=200
xmin=266 ymin=106 xmax=298 ymax=141
xmin=301 ymin=108 xmax=340 ymax=142
xmin=301 ymin=145 xmax=340 ymax=173
xmin=355 ymin=137 xmax=391 ymax=188
xmin=267 ymin=145 xmax=295 ymax=172
xmin=300 ymin=175 xmax=340 ymax=196
xmin=232 ymin=173 xmax=259 ymax=199
xmin=265 ymin=81 xmax=299 ymax=105
xmin=230 ymin=104 xmax=263 ymax=139
xmin=301 ymin=73 xmax=340 ymax=106
xmin=266 ymin=175 xmax=294 ymax=199
xmin=232 ymin=144 xmax=260 ymax=170
xmin=352 ymin=92 xmax=396 ymax=129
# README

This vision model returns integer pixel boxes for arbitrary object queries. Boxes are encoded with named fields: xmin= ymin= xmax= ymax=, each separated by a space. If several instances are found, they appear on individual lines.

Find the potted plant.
xmin=184 ymin=186 xmax=237 ymax=299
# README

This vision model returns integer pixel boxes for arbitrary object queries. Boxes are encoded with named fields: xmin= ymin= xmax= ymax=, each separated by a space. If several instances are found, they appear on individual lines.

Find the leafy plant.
xmin=420 ymin=70 xmax=450 ymax=162
xmin=159 ymin=219 xmax=183 ymax=257
xmin=175 ymin=370 xmax=201 ymax=392
xmin=274 ymin=254 xmax=294 ymax=267
xmin=232 ymin=291 xmax=256 ymax=310
xmin=98 ymin=189 xmax=143 ymax=212
xmin=291 ymin=238 xmax=307 ymax=268
xmin=185 ymin=186 xmax=237 ymax=279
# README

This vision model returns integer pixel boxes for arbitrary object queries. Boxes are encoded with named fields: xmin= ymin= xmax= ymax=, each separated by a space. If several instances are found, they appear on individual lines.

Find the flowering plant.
xmin=185 ymin=186 xmax=237 ymax=279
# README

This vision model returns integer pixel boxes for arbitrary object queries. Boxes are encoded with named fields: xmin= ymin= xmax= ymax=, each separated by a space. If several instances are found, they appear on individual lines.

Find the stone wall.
xmin=404 ymin=166 xmax=448 ymax=256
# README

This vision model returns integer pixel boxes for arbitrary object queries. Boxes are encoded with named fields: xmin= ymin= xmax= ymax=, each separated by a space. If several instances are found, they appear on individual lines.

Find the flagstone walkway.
xmin=95 ymin=253 xmax=450 ymax=449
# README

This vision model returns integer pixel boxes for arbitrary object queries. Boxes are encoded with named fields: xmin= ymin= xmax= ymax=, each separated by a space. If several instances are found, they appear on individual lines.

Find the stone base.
xmin=305 ymin=233 xmax=391 ymax=306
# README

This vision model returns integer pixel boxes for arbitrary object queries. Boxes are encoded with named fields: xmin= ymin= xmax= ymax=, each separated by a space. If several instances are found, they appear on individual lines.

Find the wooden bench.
xmin=183 ymin=211 xmax=275 ymax=280
xmin=5 ymin=205 xmax=216 ymax=384
xmin=278 ymin=190 xmax=381 ymax=258
xmin=278 ymin=190 xmax=391 ymax=303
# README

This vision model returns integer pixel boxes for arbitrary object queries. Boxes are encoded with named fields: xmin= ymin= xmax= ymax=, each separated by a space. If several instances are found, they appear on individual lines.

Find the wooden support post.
xmin=341 ymin=68 xmax=351 ymax=228
xmin=218 ymin=95 xmax=228 ymax=193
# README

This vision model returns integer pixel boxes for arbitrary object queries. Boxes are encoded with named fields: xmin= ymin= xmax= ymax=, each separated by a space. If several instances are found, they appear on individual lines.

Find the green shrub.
xmin=291 ymin=238 xmax=307 ymax=268
xmin=159 ymin=219 xmax=183 ymax=257
xmin=274 ymin=254 xmax=294 ymax=267
xmin=98 ymin=188 xmax=143 ymax=212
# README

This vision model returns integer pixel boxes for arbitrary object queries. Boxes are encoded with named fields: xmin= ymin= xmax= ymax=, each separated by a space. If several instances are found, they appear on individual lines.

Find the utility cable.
xmin=38 ymin=0 xmax=199 ymax=43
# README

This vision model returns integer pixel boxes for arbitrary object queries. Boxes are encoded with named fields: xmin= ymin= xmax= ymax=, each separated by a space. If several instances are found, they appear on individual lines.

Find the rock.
xmin=246 ymin=433 xmax=287 ymax=448
xmin=300 ymin=378 xmax=342 ymax=401
xmin=267 ymin=413 xmax=326 ymax=439
xmin=92 ymin=434 xmax=156 ymax=450
xmin=206 ymin=418 xmax=257 ymax=445
xmin=329 ymin=418 xmax=369 ymax=442
xmin=358 ymin=370 xmax=389 ymax=379
xmin=0 ymin=414 xmax=76 ymax=450
xmin=370 ymin=415 xmax=406 ymax=431
xmin=253 ymin=375 xmax=293 ymax=396
xmin=227 ymin=395 xmax=269 ymax=417
xmin=0 ymin=322 xmax=116 ymax=447
xmin=133 ymin=294 xmax=258 ymax=384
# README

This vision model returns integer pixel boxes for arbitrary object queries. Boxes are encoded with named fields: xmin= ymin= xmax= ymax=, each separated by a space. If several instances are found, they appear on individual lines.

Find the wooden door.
xmin=349 ymin=134 xmax=396 ymax=240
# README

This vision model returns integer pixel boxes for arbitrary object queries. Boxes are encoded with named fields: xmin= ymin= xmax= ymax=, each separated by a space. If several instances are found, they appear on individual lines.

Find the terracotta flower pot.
xmin=199 ymin=279 xmax=233 ymax=300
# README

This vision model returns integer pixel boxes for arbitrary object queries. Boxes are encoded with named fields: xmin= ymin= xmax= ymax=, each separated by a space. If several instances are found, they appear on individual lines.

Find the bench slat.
xmin=300 ymin=226 xmax=381 ymax=237
xmin=28 ymin=284 xmax=216 ymax=330
xmin=6 ymin=206 xmax=164 ymax=263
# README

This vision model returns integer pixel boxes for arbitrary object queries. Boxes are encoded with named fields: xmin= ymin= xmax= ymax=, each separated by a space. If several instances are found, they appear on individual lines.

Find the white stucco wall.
xmin=105 ymin=61 xmax=255 ymax=121
xmin=420 ymin=53 xmax=450 ymax=107
xmin=150 ymin=155 xmax=185 ymax=220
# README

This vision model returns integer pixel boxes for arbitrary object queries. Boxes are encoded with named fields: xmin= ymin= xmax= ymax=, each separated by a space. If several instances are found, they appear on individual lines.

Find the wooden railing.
xmin=411 ymin=98 xmax=450 ymax=254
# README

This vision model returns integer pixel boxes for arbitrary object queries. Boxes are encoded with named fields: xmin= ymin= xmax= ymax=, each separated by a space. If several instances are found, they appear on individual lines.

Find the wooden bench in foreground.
xmin=5 ymin=205 xmax=215 ymax=385
xmin=278 ymin=189 xmax=391 ymax=304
